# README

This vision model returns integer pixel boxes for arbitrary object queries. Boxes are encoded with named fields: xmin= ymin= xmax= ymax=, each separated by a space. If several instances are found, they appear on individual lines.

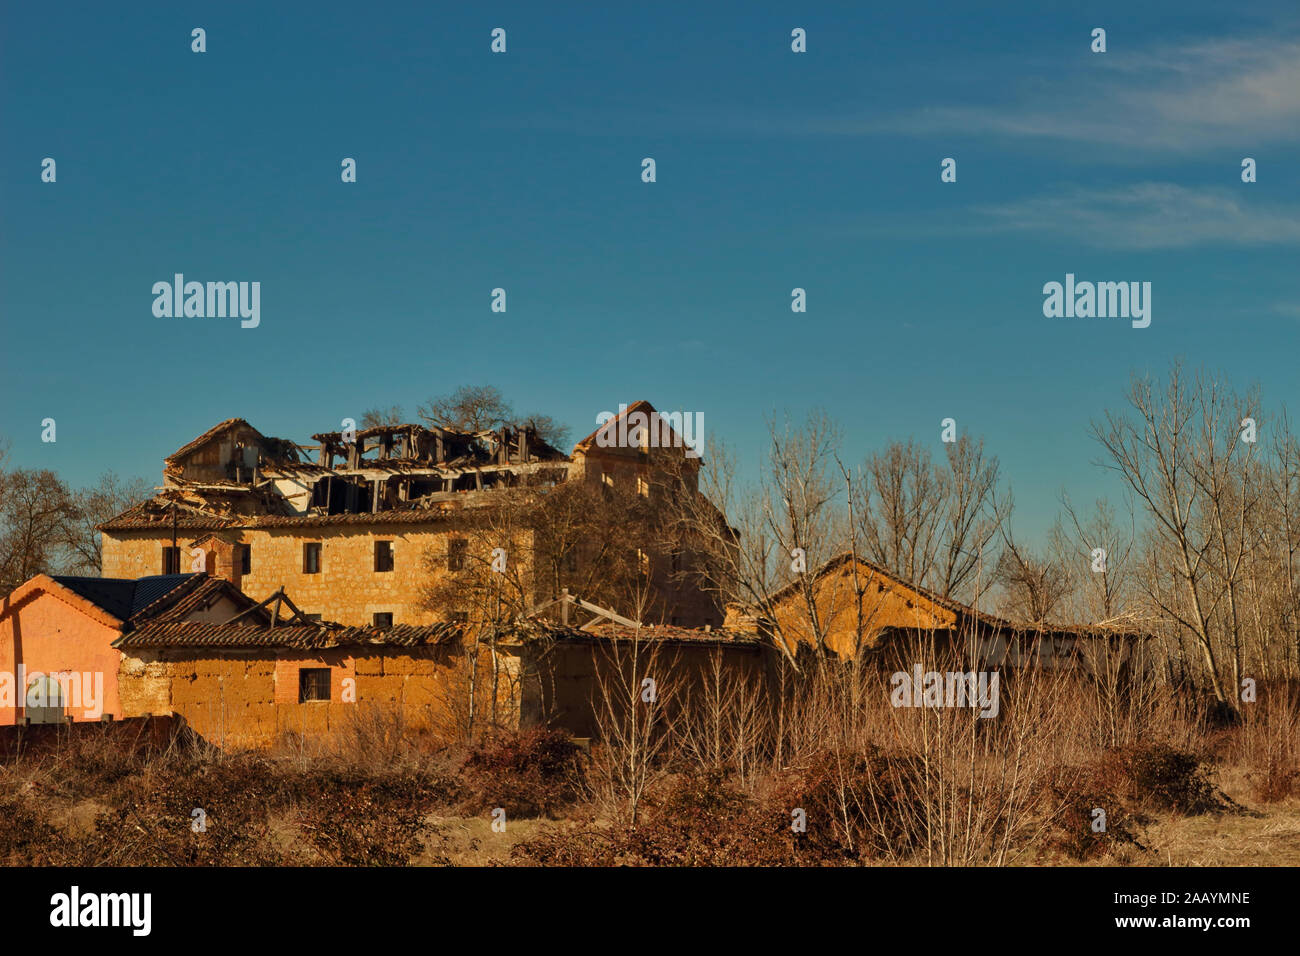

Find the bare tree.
xmin=857 ymin=436 xmax=1010 ymax=606
xmin=1050 ymin=494 xmax=1137 ymax=624
xmin=671 ymin=648 xmax=767 ymax=788
xmin=588 ymin=598 xmax=675 ymax=826
xmin=994 ymin=536 xmax=1071 ymax=625
xmin=359 ymin=405 xmax=405 ymax=428
xmin=419 ymin=471 xmax=668 ymax=736
xmin=416 ymin=385 xmax=570 ymax=448
xmin=419 ymin=484 xmax=536 ymax=738
xmin=1091 ymin=361 xmax=1265 ymax=705
xmin=857 ymin=439 xmax=944 ymax=589
xmin=418 ymin=385 xmax=512 ymax=432
xmin=1261 ymin=409 xmax=1300 ymax=672
xmin=0 ymin=469 xmax=75 ymax=593
xmin=62 ymin=471 xmax=153 ymax=575
xmin=656 ymin=414 xmax=838 ymax=669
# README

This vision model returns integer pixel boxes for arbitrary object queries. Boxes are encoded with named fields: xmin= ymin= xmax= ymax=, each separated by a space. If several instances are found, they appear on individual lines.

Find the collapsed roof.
xmin=101 ymin=416 xmax=572 ymax=532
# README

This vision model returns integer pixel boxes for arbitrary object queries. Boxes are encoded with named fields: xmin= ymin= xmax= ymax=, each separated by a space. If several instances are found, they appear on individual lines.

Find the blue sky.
xmin=2 ymin=0 xmax=1297 ymax=543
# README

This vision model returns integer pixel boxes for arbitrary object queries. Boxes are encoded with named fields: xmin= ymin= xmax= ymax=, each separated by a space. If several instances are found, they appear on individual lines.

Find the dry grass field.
xmin=2 ymin=669 xmax=1296 ymax=867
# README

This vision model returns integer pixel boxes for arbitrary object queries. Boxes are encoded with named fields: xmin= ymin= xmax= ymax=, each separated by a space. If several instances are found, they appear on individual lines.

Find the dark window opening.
xmin=238 ymin=544 xmax=251 ymax=575
xmin=448 ymin=538 xmax=468 ymax=571
xmin=312 ymin=475 xmax=371 ymax=515
xmin=374 ymin=540 xmax=394 ymax=572
xmin=373 ymin=612 xmax=393 ymax=629
xmin=303 ymin=542 xmax=322 ymax=574
xmin=449 ymin=610 xmax=469 ymax=624
xmin=304 ymin=613 xmax=323 ymax=623
xmin=162 ymin=546 xmax=180 ymax=575
xmin=408 ymin=479 xmax=441 ymax=498
xmin=299 ymin=668 xmax=330 ymax=703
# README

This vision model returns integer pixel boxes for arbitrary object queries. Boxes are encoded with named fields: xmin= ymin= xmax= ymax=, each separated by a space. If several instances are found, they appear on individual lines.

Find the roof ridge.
xmin=164 ymin=418 xmax=256 ymax=462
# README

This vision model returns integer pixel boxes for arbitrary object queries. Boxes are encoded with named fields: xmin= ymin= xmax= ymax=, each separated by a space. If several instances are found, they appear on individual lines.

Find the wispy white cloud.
xmin=967 ymin=183 xmax=1300 ymax=248
xmin=730 ymin=35 xmax=1300 ymax=153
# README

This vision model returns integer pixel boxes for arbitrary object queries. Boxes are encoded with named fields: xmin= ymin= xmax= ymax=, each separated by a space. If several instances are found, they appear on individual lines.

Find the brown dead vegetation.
xmin=1 ymin=667 xmax=1296 ymax=867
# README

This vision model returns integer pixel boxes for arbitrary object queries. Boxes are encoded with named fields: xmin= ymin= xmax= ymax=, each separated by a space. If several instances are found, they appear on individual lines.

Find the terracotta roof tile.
xmin=136 ymin=575 xmax=272 ymax=626
xmin=115 ymin=620 xmax=461 ymax=650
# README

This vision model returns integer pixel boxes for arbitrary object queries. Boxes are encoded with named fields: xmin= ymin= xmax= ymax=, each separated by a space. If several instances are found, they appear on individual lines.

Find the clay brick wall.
xmin=102 ymin=532 xmax=171 ymax=580
xmin=117 ymin=643 xmax=521 ymax=747
xmin=116 ymin=637 xmax=772 ymax=746
xmin=770 ymin=561 xmax=958 ymax=659
xmin=104 ymin=436 xmax=727 ymax=630
xmin=117 ymin=651 xmax=172 ymax=718
xmin=0 ymin=587 xmax=123 ymax=724
xmin=104 ymin=525 xmax=542 ymax=628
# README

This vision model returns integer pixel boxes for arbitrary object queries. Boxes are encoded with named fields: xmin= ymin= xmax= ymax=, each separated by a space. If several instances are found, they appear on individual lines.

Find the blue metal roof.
xmin=50 ymin=574 xmax=196 ymax=621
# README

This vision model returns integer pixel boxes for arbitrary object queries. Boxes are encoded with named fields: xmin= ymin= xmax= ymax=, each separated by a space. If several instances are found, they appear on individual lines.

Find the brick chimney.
xmin=196 ymin=535 xmax=241 ymax=588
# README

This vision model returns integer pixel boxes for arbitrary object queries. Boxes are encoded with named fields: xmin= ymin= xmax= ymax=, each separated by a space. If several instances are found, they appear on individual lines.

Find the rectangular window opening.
xmin=298 ymin=668 xmax=330 ymax=703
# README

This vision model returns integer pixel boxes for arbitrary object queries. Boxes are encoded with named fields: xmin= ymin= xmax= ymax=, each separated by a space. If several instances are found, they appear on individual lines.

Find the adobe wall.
xmin=771 ymin=563 xmax=958 ymax=659
xmin=118 ymin=643 xmax=521 ymax=747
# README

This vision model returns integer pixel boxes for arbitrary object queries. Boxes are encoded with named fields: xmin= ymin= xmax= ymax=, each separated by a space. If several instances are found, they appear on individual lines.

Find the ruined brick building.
xmin=1 ymin=409 xmax=1152 ymax=742
xmin=99 ymin=401 xmax=724 ymax=631
xmin=0 ymin=403 xmax=1152 ymax=744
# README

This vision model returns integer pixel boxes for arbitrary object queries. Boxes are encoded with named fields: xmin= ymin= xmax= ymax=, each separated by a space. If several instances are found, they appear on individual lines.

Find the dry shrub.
xmin=68 ymin=750 xmax=457 ymax=866
xmin=459 ymin=728 xmax=586 ymax=818
xmin=1113 ymin=744 xmax=1235 ymax=815
xmin=1247 ymin=751 xmax=1300 ymax=803
xmin=1041 ymin=763 xmax=1147 ymax=861
xmin=1233 ymin=684 xmax=1300 ymax=802
xmin=774 ymin=747 xmax=927 ymax=862
xmin=294 ymin=769 xmax=442 ymax=865
xmin=0 ymin=716 xmax=189 ymax=802
xmin=0 ymin=787 xmax=67 ymax=864
xmin=75 ymin=751 xmax=296 ymax=865
xmin=512 ymin=770 xmax=799 ymax=866
xmin=327 ymin=702 xmax=453 ymax=774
